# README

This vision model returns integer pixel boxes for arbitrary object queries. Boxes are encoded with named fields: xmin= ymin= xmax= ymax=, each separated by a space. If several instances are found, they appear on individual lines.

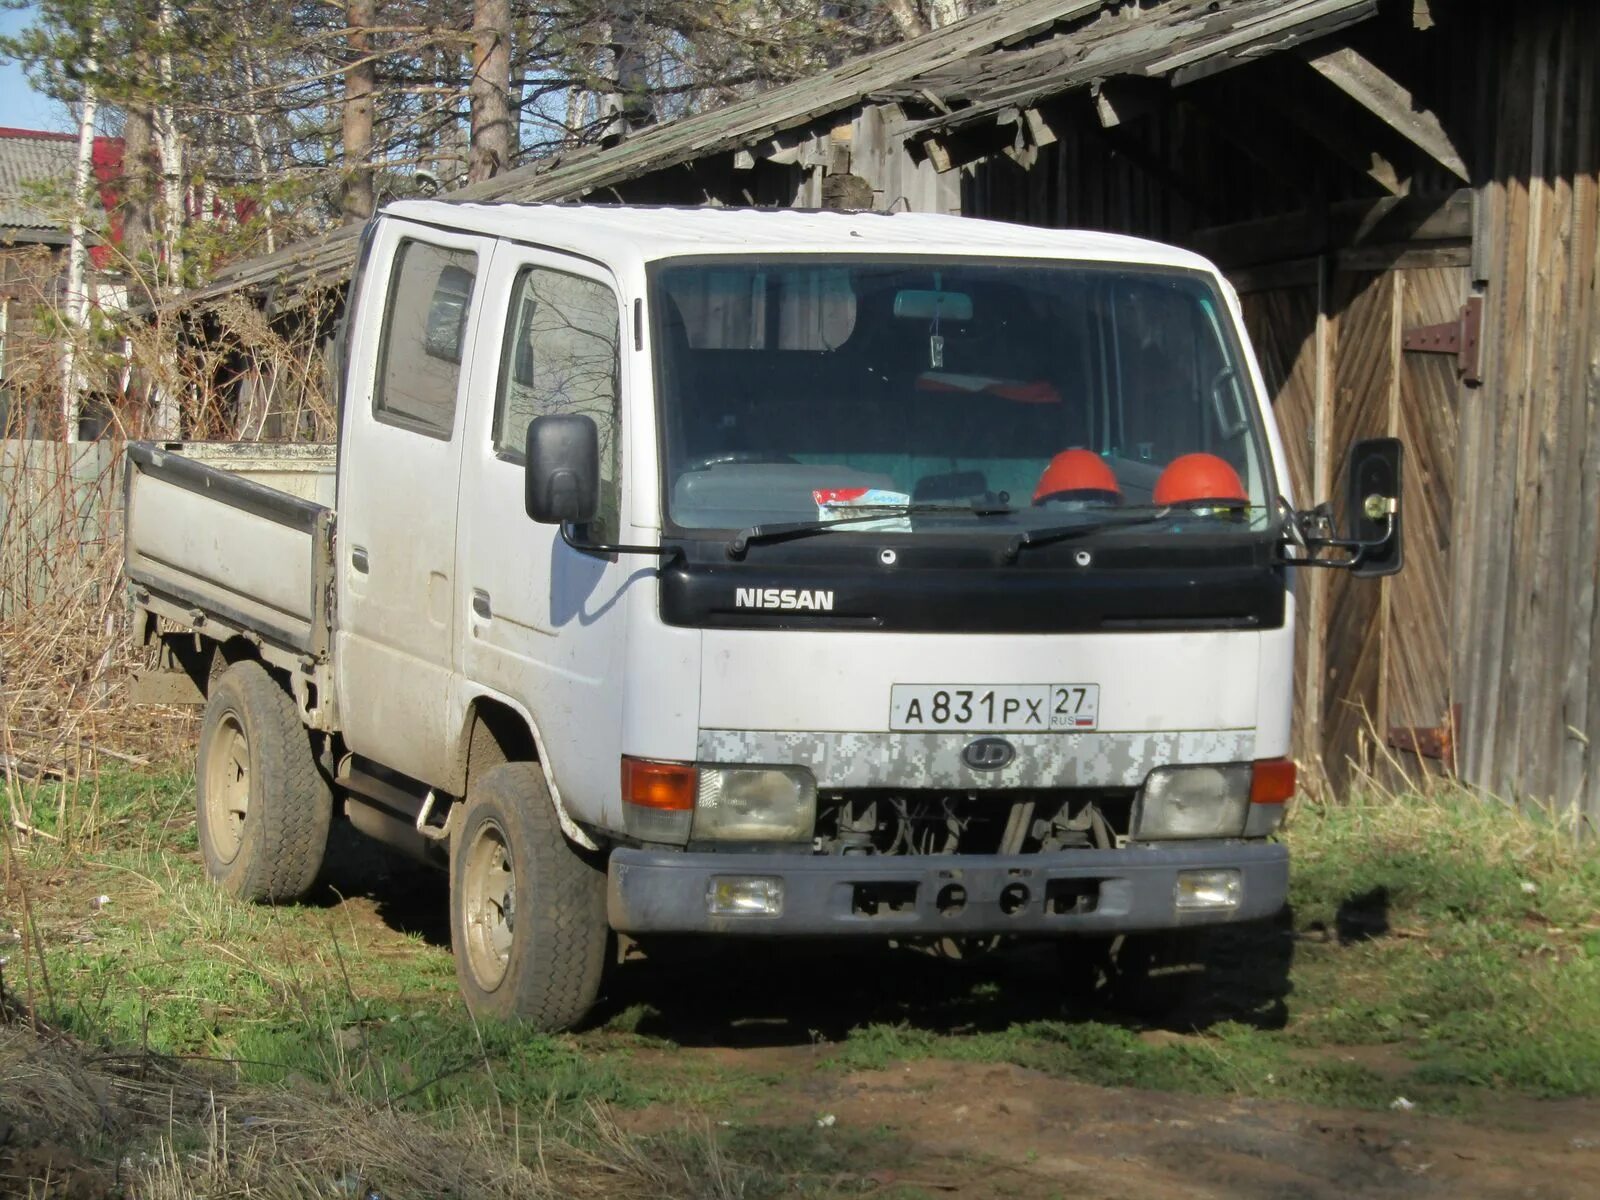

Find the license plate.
xmin=889 ymin=684 xmax=1100 ymax=732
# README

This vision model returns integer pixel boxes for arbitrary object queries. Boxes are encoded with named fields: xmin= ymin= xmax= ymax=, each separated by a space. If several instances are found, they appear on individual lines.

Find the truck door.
xmin=335 ymin=222 xmax=493 ymax=785
xmin=453 ymin=247 xmax=632 ymax=822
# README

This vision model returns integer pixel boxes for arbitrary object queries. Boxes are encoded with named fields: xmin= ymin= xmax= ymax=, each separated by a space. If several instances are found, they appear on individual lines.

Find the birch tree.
xmin=62 ymin=36 xmax=98 ymax=441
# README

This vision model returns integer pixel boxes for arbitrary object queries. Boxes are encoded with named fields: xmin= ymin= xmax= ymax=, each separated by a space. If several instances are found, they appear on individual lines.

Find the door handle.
xmin=351 ymin=546 xmax=370 ymax=574
xmin=471 ymin=588 xmax=492 ymax=619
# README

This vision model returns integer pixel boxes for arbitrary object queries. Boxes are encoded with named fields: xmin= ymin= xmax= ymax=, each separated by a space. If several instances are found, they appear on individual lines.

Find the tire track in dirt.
xmin=620 ymin=1052 xmax=1600 ymax=1199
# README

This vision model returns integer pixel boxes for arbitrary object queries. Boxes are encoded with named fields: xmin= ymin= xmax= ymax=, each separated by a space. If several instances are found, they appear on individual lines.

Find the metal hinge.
xmin=1387 ymin=704 xmax=1461 ymax=770
xmin=1401 ymin=295 xmax=1482 ymax=385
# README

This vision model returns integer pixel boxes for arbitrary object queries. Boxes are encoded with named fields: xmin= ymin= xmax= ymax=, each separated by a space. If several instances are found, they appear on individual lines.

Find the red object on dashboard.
xmin=917 ymin=373 xmax=1062 ymax=404
xmin=1153 ymin=453 xmax=1248 ymax=507
xmin=1033 ymin=449 xmax=1121 ymax=504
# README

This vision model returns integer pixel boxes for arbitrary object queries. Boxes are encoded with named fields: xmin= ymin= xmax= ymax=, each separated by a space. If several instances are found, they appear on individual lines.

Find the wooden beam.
xmin=1186 ymin=189 xmax=1471 ymax=268
xmin=1091 ymin=78 xmax=1159 ymax=129
xmin=909 ymin=118 xmax=1018 ymax=175
xmin=1020 ymin=106 xmax=1057 ymax=148
xmin=1160 ymin=0 xmax=1380 ymax=89
xmin=1235 ymin=67 xmax=1407 ymax=195
xmin=1300 ymin=45 xmax=1470 ymax=182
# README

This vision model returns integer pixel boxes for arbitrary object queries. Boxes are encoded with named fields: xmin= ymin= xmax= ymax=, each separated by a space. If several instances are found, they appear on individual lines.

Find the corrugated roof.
xmin=191 ymin=0 xmax=1376 ymax=307
xmin=0 ymin=128 xmax=78 ymax=233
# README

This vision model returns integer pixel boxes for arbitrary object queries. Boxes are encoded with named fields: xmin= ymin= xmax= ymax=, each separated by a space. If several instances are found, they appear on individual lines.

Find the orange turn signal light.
xmin=621 ymin=756 xmax=697 ymax=811
xmin=1250 ymin=757 xmax=1297 ymax=805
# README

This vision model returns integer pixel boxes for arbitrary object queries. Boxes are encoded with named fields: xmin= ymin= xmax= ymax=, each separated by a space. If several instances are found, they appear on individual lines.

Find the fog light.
xmin=707 ymin=876 xmax=784 ymax=917
xmin=1175 ymin=869 xmax=1241 ymax=911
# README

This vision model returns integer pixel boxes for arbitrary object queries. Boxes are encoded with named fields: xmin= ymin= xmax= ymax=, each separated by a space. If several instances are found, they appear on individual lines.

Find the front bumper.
xmin=607 ymin=840 xmax=1287 ymax=936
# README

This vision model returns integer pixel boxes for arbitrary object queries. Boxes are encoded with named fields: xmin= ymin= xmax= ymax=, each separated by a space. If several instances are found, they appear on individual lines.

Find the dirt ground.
xmin=324 ymin=857 xmax=1600 ymax=1200
xmin=617 ymin=1050 xmax=1600 ymax=1199
xmin=11 ymin=830 xmax=1598 ymax=1200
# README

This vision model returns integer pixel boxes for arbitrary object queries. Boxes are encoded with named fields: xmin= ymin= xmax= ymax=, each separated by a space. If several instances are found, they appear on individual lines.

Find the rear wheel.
xmin=196 ymin=660 xmax=332 ymax=902
xmin=449 ymin=762 xmax=608 ymax=1030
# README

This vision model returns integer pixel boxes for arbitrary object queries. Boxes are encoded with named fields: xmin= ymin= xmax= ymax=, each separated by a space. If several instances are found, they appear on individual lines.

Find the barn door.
xmin=1238 ymin=259 xmax=1468 ymax=790
xmin=1385 ymin=265 xmax=1469 ymax=779
xmin=1236 ymin=276 xmax=1323 ymax=768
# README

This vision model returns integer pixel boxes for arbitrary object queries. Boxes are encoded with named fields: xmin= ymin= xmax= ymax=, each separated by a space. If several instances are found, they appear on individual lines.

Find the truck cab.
xmin=126 ymin=203 xmax=1402 ymax=1029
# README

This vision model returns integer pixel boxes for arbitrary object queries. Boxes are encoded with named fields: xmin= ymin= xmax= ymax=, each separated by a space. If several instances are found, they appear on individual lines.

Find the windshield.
xmin=652 ymin=258 xmax=1273 ymax=538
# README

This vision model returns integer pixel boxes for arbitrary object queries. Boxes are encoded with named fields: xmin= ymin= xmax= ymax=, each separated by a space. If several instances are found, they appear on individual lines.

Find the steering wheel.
xmin=683 ymin=450 xmax=799 ymax=471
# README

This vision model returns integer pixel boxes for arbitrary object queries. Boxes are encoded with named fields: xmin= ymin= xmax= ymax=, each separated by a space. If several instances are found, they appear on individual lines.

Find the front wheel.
xmin=449 ymin=762 xmax=609 ymax=1030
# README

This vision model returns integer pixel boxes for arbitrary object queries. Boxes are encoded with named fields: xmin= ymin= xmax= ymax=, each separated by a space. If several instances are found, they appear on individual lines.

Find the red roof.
xmin=0 ymin=126 xmax=77 ymax=142
xmin=0 ymin=126 xmax=125 ymax=265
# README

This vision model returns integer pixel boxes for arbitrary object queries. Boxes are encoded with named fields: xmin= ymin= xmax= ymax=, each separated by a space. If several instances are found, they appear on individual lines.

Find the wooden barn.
xmin=195 ymin=0 xmax=1600 ymax=821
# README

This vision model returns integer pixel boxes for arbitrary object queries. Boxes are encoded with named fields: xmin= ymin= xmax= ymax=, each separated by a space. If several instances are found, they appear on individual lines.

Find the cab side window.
xmin=374 ymin=240 xmax=478 ymax=438
xmin=495 ymin=266 xmax=622 ymax=535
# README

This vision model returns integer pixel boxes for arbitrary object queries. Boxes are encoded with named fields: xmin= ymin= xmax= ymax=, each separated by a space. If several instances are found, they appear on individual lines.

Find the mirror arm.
xmin=1277 ymin=513 xmax=1396 ymax=570
xmin=559 ymin=522 xmax=679 ymax=558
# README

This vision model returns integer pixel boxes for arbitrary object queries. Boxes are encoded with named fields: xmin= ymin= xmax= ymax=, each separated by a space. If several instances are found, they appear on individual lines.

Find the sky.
xmin=0 ymin=6 xmax=70 ymax=133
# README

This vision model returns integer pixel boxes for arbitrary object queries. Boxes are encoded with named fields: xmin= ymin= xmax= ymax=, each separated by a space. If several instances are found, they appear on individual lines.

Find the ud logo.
xmin=961 ymin=737 xmax=1015 ymax=771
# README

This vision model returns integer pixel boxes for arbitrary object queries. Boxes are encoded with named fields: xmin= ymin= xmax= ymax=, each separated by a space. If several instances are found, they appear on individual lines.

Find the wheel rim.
xmin=204 ymin=712 xmax=250 ymax=864
xmin=463 ymin=819 xmax=516 ymax=990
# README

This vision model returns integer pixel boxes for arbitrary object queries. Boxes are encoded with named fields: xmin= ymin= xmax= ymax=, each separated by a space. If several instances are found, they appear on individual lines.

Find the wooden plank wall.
xmin=1237 ymin=280 xmax=1324 ymax=770
xmin=621 ymin=0 xmax=1596 ymax=817
xmin=1389 ymin=266 xmax=1467 ymax=782
xmin=1238 ymin=262 xmax=1466 ymax=792
xmin=1457 ymin=0 xmax=1600 ymax=821
xmin=1320 ymin=271 xmax=1394 ymax=788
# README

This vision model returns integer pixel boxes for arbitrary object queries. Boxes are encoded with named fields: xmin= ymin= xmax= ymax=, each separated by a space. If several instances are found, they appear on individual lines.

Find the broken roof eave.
xmin=1 ymin=226 xmax=72 ymax=247
xmin=186 ymin=0 xmax=1113 ymax=309
xmin=188 ymin=0 xmax=1379 ymax=312
xmin=894 ymin=0 xmax=1378 ymax=146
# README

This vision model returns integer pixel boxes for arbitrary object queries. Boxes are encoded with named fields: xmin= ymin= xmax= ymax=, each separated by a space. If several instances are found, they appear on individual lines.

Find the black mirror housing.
xmin=525 ymin=414 xmax=600 ymax=526
xmin=1345 ymin=436 xmax=1404 ymax=578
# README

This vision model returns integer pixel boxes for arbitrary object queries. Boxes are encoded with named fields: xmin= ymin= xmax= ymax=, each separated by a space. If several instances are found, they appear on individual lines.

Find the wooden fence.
xmin=0 ymin=439 xmax=124 ymax=620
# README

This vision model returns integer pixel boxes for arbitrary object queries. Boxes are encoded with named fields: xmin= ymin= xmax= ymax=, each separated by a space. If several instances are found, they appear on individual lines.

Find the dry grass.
xmin=1 ymin=262 xmax=339 ymax=837
xmin=0 ymin=1014 xmax=747 ymax=1200
xmin=0 ymin=439 xmax=196 ymax=844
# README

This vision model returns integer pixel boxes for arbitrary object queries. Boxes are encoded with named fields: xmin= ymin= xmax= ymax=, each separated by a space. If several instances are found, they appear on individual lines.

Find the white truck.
xmin=125 ymin=203 xmax=1402 ymax=1029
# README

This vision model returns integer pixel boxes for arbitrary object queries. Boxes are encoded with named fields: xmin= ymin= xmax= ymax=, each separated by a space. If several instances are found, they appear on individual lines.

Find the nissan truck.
xmin=124 ymin=203 xmax=1402 ymax=1029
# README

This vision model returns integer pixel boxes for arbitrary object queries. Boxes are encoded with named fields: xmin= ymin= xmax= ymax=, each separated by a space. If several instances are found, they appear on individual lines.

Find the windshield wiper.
xmin=1001 ymin=505 xmax=1267 ymax=562
xmin=1000 ymin=509 xmax=1179 ymax=563
xmin=727 ymin=501 xmax=1011 ymax=559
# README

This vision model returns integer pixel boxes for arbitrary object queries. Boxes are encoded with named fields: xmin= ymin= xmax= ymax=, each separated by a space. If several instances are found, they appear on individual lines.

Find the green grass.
xmin=1284 ymin=790 xmax=1600 ymax=1097
xmin=6 ymin=764 xmax=1599 ymax=1142
xmin=822 ymin=789 xmax=1600 ymax=1111
xmin=4 ymin=767 xmax=674 ymax=1119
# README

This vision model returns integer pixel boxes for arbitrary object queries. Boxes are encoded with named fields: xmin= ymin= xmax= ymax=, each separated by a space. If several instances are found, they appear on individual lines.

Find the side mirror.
xmin=525 ymin=414 xmax=600 ymax=525
xmin=1345 ymin=437 xmax=1404 ymax=578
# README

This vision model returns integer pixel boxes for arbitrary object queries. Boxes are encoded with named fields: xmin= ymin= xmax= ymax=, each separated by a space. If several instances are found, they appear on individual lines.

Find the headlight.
xmin=694 ymin=765 xmax=816 ymax=842
xmin=1134 ymin=764 xmax=1251 ymax=839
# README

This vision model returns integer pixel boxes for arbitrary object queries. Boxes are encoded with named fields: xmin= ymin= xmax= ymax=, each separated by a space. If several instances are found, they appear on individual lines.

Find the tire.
xmin=196 ymin=660 xmax=333 ymax=903
xmin=1066 ymin=929 xmax=1208 ymax=1020
xmin=449 ymin=762 xmax=608 ymax=1031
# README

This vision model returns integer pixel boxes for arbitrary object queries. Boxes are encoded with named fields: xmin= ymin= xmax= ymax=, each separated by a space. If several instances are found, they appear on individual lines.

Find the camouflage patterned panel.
xmin=695 ymin=728 xmax=1257 ymax=789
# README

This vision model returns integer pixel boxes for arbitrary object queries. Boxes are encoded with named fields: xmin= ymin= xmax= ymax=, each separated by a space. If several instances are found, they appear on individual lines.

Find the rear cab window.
xmin=373 ymin=240 xmax=480 ymax=439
